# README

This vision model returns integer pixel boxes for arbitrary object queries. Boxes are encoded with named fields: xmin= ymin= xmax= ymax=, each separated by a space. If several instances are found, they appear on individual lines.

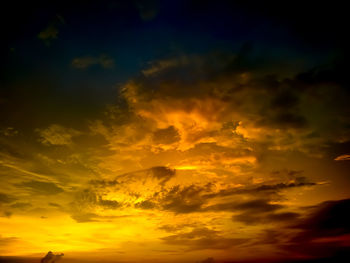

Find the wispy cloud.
xmin=334 ymin=154 xmax=350 ymax=161
xmin=71 ymin=55 xmax=115 ymax=69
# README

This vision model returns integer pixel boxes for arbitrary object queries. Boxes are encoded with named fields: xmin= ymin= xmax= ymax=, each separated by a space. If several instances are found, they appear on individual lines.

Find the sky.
xmin=1 ymin=1 xmax=350 ymax=262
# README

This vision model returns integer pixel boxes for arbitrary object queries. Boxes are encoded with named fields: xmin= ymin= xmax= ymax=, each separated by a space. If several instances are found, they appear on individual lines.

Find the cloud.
xmin=106 ymin=166 xmax=177 ymax=190
xmin=69 ymin=189 xmax=126 ymax=222
xmin=135 ymin=200 xmax=156 ymax=209
xmin=70 ymin=212 xmax=128 ymax=223
xmin=161 ymin=227 xmax=248 ymax=251
xmin=132 ymin=172 xmax=318 ymax=215
xmin=17 ymin=180 xmax=64 ymax=195
xmin=116 ymin=48 xmax=350 ymax=160
xmin=201 ymin=198 xmax=300 ymax=225
xmin=158 ymin=223 xmax=196 ymax=233
xmin=38 ymin=15 xmax=65 ymax=45
xmin=0 ymin=235 xmax=19 ymax=253
xmin=142 ymin=56 xmax=190 ymax=76
xmin=152 ymin=126 xmax=181 ymax=145
xmin=37 ymin=124 xmax=81 ymax=146
xmin=234 ymin=211 xmax=300 ymax=225
xmin=150 ymin=166 xmax=176 ymax=185
xmin=293 ymin=198 xmax=350 ymax=240
xmin=89 ymin=179 xmax=119 ymax=188
xmin=38 ymin=25 xmax=58 ymax=43
xmin=48 ymin=202 xmax=61 ymax=208
xmin=40 ymin=251 xmax=64 ymax=263
xmin=71 ymin=55 xmax=115 ymax=69
xmin=202 ymin=200 xmax=268 ymax=213
xmin=158 ymin=184 xmax=208 ymax=213
xmin=203 ymin=176 xmax=317 ymax=199
xmin=98 ymin=198 xmax=122 ymax=209
xmin=70 ymin=212 xmax=102 ymax=223
xmin=334 ymin=154 xmax=350 ymax=161
xmin=280 ymin=198 xmax=350 ymax=258
xmin=10 ymin=202 xmax=32 ymax=209
xmin=0 ymin=193 xmax=16 ymax=204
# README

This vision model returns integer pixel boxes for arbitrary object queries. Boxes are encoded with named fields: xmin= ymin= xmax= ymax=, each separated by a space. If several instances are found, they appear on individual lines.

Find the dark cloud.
xmin=135 ymin=176 xmax=317 ymax=214
xmin=70 ymin=212 xmax=100 ymax=223
xmin=89 ymin=179 xmax=119 ymax=188
xmin=279 ymin=199 xmax=350 ymax=259
xmin=228 ymin=199 xmax=301 ymax=225
xmin=16 ymin=180 xmax=64 ymax=195
xmin=150 ymin=166 xmax=176 ymax=186
xmin=73 ymin=189 xmax=123 ymax=210
xmin=133 ymin=184 xmax=212 ymax=213
xmin=73 ymin=189 xmax=98 ymax=208
xmin=135 ymin=200 xmax=156 ymax=209
xmin=98 ymin=198 xmax=122 ymax=209
xmin=158 ymin=223 xmax=196 ymax=233
xmin=48 ymin=202 xmax=61 ymax=208
xmin=71 ymin=212 xmax=128 ymax=223
xmin=233 ymin=211 xmax=300 ymax=225
xmin=0 ymin=211 xmax=12 ymax=218
xmin=202 ymin=198 xmax=299 ymax=225
xmin=40 ymin=251 xmax=64 ymax=263
xmin=0 ymin=193 xmax=16 ymax=204
xmin=124 ymin=48 xmax=311 ymax=131
xmin=69 ymin=189 xmax=125 ymax=222
xmin=161 ymin=227 xmax=248 ymax=251
xmin=152 ymin=126 xmax=181 ymax=145
xmin=10 ymin=202 xmax=32 ymax=209
xmin=234 ymin=199 xmax=283 ymax=213
xmin=292 ymin=198 xmax=350 ymax=240
xmin=112 ymin=166 xmax=177 ymax=188
xmin=203 ymin=177 xmax=316 ymax=199
xmin=159 ymin=184 xmax=207 ymax=213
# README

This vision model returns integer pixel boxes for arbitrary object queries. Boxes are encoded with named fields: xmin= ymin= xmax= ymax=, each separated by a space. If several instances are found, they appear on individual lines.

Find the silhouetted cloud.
xmin=281 ymin=198 xmax=350 ymax=258
xmin=40 ymin=251 xmax=64 ymax=263
xmin=293 ymin=198 xmax=350 ymax=240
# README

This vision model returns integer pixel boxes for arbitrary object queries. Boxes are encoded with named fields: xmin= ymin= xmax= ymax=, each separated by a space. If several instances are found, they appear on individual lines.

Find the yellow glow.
xmin=174 ymin=165 xmax=199 ymax=170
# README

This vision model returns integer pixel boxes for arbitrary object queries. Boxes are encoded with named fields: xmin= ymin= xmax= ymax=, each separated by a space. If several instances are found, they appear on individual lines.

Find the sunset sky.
xmin=1 ymin=1 xmax=350 ymax=263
